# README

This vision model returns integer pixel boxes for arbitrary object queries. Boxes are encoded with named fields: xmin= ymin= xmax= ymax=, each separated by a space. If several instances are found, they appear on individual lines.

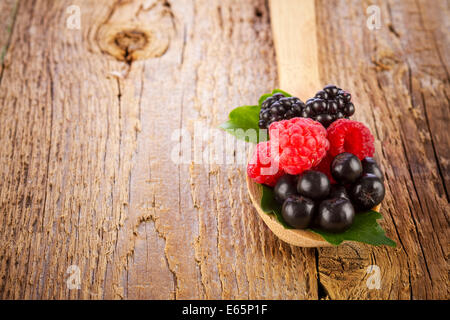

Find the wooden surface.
xmin=0 ymin=0 xmax=448 ymax=300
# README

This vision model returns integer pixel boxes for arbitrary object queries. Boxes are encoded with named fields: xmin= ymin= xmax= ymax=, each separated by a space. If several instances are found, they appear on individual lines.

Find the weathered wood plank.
xmin=315 ymin=0 xmax=449 ymax=299
xmin=0 ymin=0 xmax=18 ymax=77
xmin=0 ymin=0 xmax=447 ymax=300
xmin=0 ymin=0 xmax=318 ymax=299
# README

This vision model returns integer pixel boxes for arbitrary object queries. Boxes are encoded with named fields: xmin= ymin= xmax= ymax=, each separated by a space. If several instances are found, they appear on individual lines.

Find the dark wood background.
xmin=0 ymin=0 xmax=448 ymax=299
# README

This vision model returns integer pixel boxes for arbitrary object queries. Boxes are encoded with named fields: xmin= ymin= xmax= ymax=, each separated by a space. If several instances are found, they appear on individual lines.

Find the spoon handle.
xmin=269 ymin=0 xmax=320 ymax=99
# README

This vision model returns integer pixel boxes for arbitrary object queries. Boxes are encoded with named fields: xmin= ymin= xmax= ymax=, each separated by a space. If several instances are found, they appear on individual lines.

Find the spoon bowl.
xmin=246 ymin=166 xmax=381 ymax=247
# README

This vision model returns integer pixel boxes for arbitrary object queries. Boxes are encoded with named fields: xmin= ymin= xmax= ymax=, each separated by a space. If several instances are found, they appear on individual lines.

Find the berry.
xmin=274 ymin=174 xmax=298 ymax=204
xmin=269 ymin=118 xmax=329 ymax=175
xmin=259 ymin=93 xmax=306 ymax=129
xmin=350 ymin=174 xmax=385 ymax=210
xmin=331 ymin=152 xmax=363 ymax=184
xmin=247 ymin=141 xmax=284 ymax=187
xmin=314 ymin=113 xmax=334 ymax=127
xmin=312 ymin=153 xmax=336 ymax=184
xmin=297 ymin=170 xmax=331 ymax=200
xmin=329 ymin=184 xmax=350 ymax=200
xmin=305 ymin=85 xmax=355 ymax=127
xmin=362 ymin=157 xmax=384 ymax=181
xmin=327 ymin=119 xmax=375 ymax=160
xmin=315 ymin=198 xmax=355 ymax=233
xmin=281 ymin=195 xmax=316 ymax=229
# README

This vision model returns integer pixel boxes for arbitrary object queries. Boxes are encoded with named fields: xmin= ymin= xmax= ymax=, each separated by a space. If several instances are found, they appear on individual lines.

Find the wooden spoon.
xmin=246 ymin=0 xmax=380 ymax=247
xmin=247 ymin=172 xmax=381 ymax=247
xmin=269 ymin=0 xmax=320 ymax=99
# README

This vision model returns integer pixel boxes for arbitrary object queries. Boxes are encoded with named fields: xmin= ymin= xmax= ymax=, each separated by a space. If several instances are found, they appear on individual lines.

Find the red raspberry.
xmin=269 ymin=118 xmax=329 ymax=175
xmin=312 ymin=153 xmax=337 ymax=184
xmin=327 ymin=119 xmax=375 ymax=160
xmin=247 ymin=141 xmax=284 ymax=187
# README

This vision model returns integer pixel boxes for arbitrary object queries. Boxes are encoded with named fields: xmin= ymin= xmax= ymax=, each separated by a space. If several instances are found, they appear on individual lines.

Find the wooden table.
xmin=0 ymin=0 xmax=448 ymax=300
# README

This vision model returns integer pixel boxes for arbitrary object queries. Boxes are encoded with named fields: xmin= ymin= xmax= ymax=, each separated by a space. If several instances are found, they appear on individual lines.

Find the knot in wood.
xmin=97 ymin=23 xmax=169 ymax=64
xmin=114 ymin=30 xmax=149 ymax=58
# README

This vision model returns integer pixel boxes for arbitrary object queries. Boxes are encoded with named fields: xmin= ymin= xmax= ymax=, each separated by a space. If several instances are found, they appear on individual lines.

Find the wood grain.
xmin=0 ymin=0 xmax=18 ymax=76
xmin=0 ymin=0 xmax=448 ymax=300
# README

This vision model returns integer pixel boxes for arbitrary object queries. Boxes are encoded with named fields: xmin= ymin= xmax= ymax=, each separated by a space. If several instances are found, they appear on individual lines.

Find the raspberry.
xmin=247 ymin=141 xmax=284 ymax=186
xmin=269 ymin=118 xmax=329 ymax=175
xmin=327 ymin=119 xmax=375 ymax=160
xmin=312 ymin=153 xmax=336 ymax=184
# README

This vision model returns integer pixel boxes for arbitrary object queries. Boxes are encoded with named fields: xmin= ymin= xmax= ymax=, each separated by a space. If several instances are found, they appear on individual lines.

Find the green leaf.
xmin=218 ymin=105 xmax=265 ymax=143
xmin=310 ymin=210 xmax=397 ymax=247
xmin=260 ymin=185 xmax=293 ymax=229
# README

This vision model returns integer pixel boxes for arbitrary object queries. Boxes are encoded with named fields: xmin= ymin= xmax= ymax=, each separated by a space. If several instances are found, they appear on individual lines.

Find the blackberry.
xmin=305 ymin=84 xmax=355 ymax=128
xmin=258 ymin=93 xmax=306 ymax=129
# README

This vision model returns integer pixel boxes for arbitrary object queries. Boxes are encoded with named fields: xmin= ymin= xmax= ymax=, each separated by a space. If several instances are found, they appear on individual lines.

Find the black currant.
xmin=297 ymin=170 xmax=330 ymax=200
xmin=315 ymin=198 xmax=355 ymax=233
xmin=362 ymin=157 xmax=384 ymax=181
xmin=331 ymin=152 xmax=363 ymax=184
xmin=329 ymin=184 xmax=350 ymax=200
xmin=350 ymin=174 xmax=385 ymax=211
xmin=274 ymin=174 xmax=298 ymax=204
xmin=281 ymin=195 xmax=316 ymax=229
